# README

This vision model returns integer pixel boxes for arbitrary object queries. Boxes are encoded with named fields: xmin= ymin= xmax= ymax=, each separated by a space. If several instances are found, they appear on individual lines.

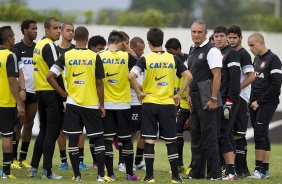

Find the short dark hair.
xmin=119 ymin=31 xmax=129 ymax=41
xmin=108 ymin=30 xmax=123 ymax=44
xmin=21 ymin=19 xmax=36 ymax=34
xmin=227 ymin=25 xmax=242 ymax=38
xmin=74 ymin=26 xmax=89 ymax=41
xmin=147 ymin=27 xmax=163 ymax=47
xmin=130 ymin=37 xmax=144 ymax=48
xmin=88 ymin=35 xmax=107 ymax=49
xmin=0 ymin=26 xmax=13 ymax=44
xmin=44 ymin=17 xmax=60 ymax=29
xmin=61 ymin=22 xmax=74 ymax=31
xmin=165 ymin=38 xmax=181 ymax=50
xmin=213 ymin=25 xmax=228 ymax=35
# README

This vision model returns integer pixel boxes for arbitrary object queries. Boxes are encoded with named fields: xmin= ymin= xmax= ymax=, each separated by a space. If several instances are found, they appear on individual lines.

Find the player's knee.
xmin=254 ymin=135 xmax=266 ymax=149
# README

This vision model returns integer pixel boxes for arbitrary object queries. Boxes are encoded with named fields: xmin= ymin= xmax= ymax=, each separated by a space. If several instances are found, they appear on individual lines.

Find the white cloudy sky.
xmin=26 ymin=0 xmax=131 ymax=11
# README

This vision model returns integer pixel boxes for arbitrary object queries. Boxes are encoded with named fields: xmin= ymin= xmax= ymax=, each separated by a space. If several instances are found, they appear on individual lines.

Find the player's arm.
xmin=7 ymin=54 xmax=25 ymax=117
xmin=95 ymin=55 xmax=105 ymax=117
xmin=227 ymin=51 xmax=241 ymax=102
xmin=240 ymin=52 xmax=255 ymax=89
xmin=206 ymin=47 xmax=223 ymax=111
xmin=173 ymin=56 xmax=193 ymax=105
xmin=19 ymin=68 xmax=26 ymax=101
xmin=46 ymin=54 xmax=67 ymax=98
xmin=129 ymin=57 xmax=146 ymax=102
xmin=123 ymin=42 xmax=137 ymax=58
xmin=42 ymin=43 xmax=59 ymax=68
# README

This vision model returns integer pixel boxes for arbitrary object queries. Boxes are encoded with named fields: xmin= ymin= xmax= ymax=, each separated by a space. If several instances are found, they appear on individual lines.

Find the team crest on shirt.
xmin=260 ymin=61 xmax=266 ymax=69
xmin=198 ymin=53 xmax=204 ymax=59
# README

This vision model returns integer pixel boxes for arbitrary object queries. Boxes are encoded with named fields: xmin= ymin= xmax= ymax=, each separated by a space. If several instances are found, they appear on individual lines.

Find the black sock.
xmin=243 ymin=137 xmax=249 ymax=174
xmin=177 ymin=135 xmax=184 ymax=167
xmin=19 ymin=141 xmax=30 ymax=162
xmin=93 ymin=137 xmax=106 ymax=177
xmin=166 ymin=142 xmax=180 ymax=179
xmin=105 ymin=140 xmax=114 ymax=176
xmin=118 ymin=142 xmax=124 ymax=164
xmin=226 ymin=164 xmax=235 ymax=175
xmin=68 ymin=135 xmax=81 ymax=177
xmin=12 ymin=132 xmax=18 ymax=160
xmin=60 ymin=149 xmax=67 ymax=163
xmin=261 ymin=163 xmax=269 ymax=174
xmin=134 ymin=147 xmax=144 ymax=165
xmin=3 ymin=152 xmax=12 ymax=175
xmin=89 ymin=138 xmax=96 ymax=163
xmin=79 ymin=148 xmax=84 ymax=163
xmin=144 ymin=143 xmax=154 ymax=179
xmin=235 ymin=138 xmax=245 ymax=175
xmin=255 ymin=160 xmax=262 ymax=172
xmin=46 ymin=168 xmax=52 ymax=176
xmin=122 ymin=139 xmax=134 ymax=175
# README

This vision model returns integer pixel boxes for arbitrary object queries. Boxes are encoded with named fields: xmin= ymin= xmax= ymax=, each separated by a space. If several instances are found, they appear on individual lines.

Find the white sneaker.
xmin=222 ymin=174 xmax=237 ymax=180
xmin=248 ymin=170 xmax=261 ymax=179
xmin=118 ymin=163 xmax=126 ymax=172
xmin=133 ymin=162 xmax=146 ymax=171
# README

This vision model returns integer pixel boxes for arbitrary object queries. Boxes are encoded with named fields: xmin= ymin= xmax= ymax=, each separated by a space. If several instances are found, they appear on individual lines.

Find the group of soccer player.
xmin=0 ymin=17 xmax=281 ymax=183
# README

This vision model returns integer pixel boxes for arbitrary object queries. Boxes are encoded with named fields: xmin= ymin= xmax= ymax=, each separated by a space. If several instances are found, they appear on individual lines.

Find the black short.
xmin=25 ymin=92 xmax=37 ymax=105
xmin=63 ymin=104 xmax=103 ymax=138
xmin=131 ymin=105 xmax=142 ymax=132
xmin=249 ymin=101 xmax=277 ymax=143
xmin=0 ymin=107 xmax=17 ymax=137
xmin=233 ymin=97 xmax=248 ymax=136
xmin=103 ymin=109 xmax=132 ymax=140
xmin=141 ymin=103 xmax=177 ymax=141
xmin=176 ymin=108 xmax=190 ymax=135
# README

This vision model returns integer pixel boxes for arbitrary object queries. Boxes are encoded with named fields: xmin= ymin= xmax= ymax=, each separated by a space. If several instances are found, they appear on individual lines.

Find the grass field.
xmin=0 ymin=140 xmax=282 ymax=183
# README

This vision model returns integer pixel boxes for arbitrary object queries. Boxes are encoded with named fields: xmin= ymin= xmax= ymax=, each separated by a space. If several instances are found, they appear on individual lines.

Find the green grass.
xmin=1 ymin=140 xmax=282 ymax=183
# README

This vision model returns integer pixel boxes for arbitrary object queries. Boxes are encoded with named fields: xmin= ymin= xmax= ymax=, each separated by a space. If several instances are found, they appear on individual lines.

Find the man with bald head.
xmin=248 ymin=33 xmax=282 ymax=179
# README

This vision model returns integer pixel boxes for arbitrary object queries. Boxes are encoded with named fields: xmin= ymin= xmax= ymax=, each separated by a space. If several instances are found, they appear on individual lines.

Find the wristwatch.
xmin=210 ymin=97 xmax=217 ymax=103
xmin=21 ymin=87 xmax=26 ymax=91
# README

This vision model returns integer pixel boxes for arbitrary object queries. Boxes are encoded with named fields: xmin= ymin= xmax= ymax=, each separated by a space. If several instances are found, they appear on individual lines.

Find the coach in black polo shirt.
xmin=185 ymin=20 xmax=222 ymax=180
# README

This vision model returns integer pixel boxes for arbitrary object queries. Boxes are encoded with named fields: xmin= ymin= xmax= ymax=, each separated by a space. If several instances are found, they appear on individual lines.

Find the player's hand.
xmin=251 ymin=100 xmax=259 ymax=111
xmin=19 ymin=90 xmax=26 ymax=102
xmin=204 ymin=100 xmax=217 ymax=111
xmin=137 ymin=92 xmax=147 ymax=103
xmin=99 ymin=106 xmax=106 ymax=118
xmin=17 ymin=102 xmax=25 ymax=118
xmin=173 ymin=94 xmax=181 ymax=106
xmin=223 ymin=98 xmax=233 ymax=119
xmin=183 ymin=118 xmax=190 ymax=131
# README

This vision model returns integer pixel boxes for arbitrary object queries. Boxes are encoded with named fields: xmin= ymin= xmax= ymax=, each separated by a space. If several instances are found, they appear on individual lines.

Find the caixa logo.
xmin=157 ymin=82 xmax=168 ymax=86
xmin=107 ymin=79 xmax=118 ymax=84
xmin=74 ymin=80 xmax=85 ymax=84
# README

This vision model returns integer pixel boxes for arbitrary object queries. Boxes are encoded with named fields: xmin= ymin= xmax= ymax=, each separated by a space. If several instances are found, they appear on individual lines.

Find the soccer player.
xmin=28 ymin=17 xmax=64 ymax=179
xmin=129 ymin=27 xmax=193 ymax=183
xmin=165 ymin=38 xmax=190 ymax=174
xmin=11 ymin=20 xmax=38 ymax=169
xmin=213 ymin=25 xmax=241 ymax=180
xmin=248 ymin=33 xmax=282 ymax=179
xmin=129 ymin=37 xmax=146 ymax=170
xmin=227 ymin=25 xmax=255 ymax=177
xmin=99 ymin=30 xmax=140 ymax=180
xmin=185 ymin=20 xmax=222 ymax=180
xmin=56 ymin=22 xmax=88 ymax=171
xmin=0 ymin=26 xmax=25 ymax=179
xmin=47 ymin=26 xmax=112 ymax=182
xmin=88 ymin=35 xmax=107 ymax=53
xmin=88 ymin=35 xmax=107 ymax=169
